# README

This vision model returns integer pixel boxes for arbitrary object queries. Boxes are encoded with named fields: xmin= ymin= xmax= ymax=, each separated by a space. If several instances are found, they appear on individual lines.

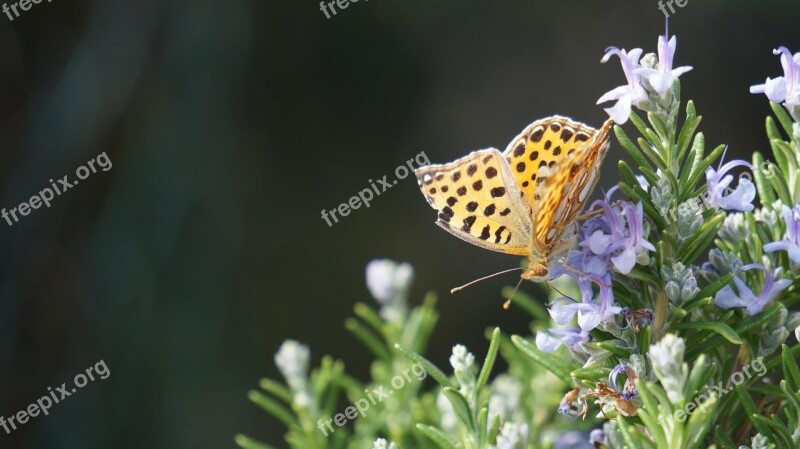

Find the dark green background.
xmin=0 ymin=0 xmax=798 ymax=447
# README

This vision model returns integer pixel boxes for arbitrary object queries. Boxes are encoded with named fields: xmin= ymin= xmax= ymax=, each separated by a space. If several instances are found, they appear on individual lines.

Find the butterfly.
xmin=414 ymin=116 xmax=614 ymax=283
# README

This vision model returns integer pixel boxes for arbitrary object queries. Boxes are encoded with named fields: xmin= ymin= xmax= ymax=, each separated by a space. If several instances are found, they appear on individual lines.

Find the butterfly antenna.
xmin=548 ymin=282 xmax=572 ymax=300
xmin=450 ymin=267 xmax=524 ymax=294
xmin=503 ymin=277 xmax=526 ymax=310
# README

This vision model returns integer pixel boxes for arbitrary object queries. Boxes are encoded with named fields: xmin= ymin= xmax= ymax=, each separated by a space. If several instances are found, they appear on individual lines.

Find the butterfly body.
xmin=415 ymin=116 xmax=613 ymax=282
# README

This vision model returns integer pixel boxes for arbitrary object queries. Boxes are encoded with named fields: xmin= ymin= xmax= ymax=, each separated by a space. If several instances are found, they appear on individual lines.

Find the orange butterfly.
xmin=415 ymin=116 xmax=613 ymax=283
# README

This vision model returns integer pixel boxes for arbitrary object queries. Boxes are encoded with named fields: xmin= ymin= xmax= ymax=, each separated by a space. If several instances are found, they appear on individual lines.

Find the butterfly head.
xmin=521 ymin=262 xmax=550 ymax=282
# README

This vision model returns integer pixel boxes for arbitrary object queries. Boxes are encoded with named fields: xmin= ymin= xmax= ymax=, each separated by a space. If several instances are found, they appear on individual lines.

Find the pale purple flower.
xmin=549 ymin=197 xmax=653 ymax=332
xmin=589 ymin=430 xmax=606 ymax=446
xmin=764 ymin=205 xmax=800 ymax=263
xmin=611 ymin=202 xmax=656 ymax=274
xmin=751 ymin=46 xmax=800 ymax=121
xmin=535 ymin=327 xmax=590 ymax=354
xmin=597 ymin=47 xmax=649 ymax=124
xmin=575 ymin=199 xmax=654 ymax=275
xmin=549 ymin=274 xmax=621 ymax=331
xmin=609 ymin=363 xmax=637 ymax=400
xmin=714 ymin=264 xmax=792 ymax=315
xmin=636 ymin=34 xmax=693 ymax=96
xmin=554 ymin=431 xmax=594 ymax=449
xmin=705 ymin=155 xmax=756 ymax=212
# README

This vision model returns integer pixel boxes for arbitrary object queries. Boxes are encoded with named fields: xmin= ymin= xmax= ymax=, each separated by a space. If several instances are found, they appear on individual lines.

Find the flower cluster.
xmin=751 ymin=47 xmax=800 ymax=122
xmin=240 ymin=33 xmax=800 ymax=449
xmin=538 ymin=198 xmax=654 ymax=345
xmin=598 ymin=33 xmax=691 ymax=124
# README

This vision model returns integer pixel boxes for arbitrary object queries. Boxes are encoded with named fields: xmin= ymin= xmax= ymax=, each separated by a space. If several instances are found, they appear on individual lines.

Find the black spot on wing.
xmin=462 ymin=215 xmax=476 ymax=232
xmin=494 ymin=226 xmax=506 ymax=243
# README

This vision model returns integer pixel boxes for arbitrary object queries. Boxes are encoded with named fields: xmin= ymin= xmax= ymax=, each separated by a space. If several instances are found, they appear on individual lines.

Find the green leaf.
xmin=685 ymin=143 xmax=726 ymax=196
xmin=619 ymin=182 xmax=667 ymax=229
xmin=395 ymin=343 xmax=454 ymax=388
xmin=779 ymin=379 xmax=800 ymax=420
xmin=346 ymin=318 xmax=392 ymax=362
xmin=677 ymin=106 xmax=701 ymax=162
xmin=767 ymin=164 xmax=793 ymax=205
xmin=570 ymin=365 xmax=611 ymax=382
xmin=235 ymin=434 xmax=279 ymax=449
xmin=782 ymin=344 xmax=800 ymax=391
xmin=685 ymin=355 xmax=715 ymax=402
xmin=752 ymin=152 xmax=777 ymax=205
xmin=629 ymin=110 xmax=654 ymax=144
xmin=511 ymin=335 xmax=574 ymax=386
xmin=616 ymin=125 xmax=653 ymax=171
xmin=733 ymin=384 xmax=773 ymax=438
xmin=638 ymin=165 xmax=661 ymax=188
xmin=353 ymin=302 xmax=386 ymax=335
xmin=771 ymin=101 xmax=796 ymax=138
xmin=686 ymin=304 xmax=782 ymax=360
xmin=685 ymin=391 xmax=718 ymax=449
xmin=415 ymin=424 xmax=458 ymax=449
xmin=259 ymin=378 xmax=294 ymax=403
xmin=248 ymin=390 xmax=298 ymax=429
xmin=638 ymin=136 xmax=669 ymax=172
xmin=616 ymin=416 xmax=647 ymax=449
xmin=672 ymin=321 xmax=742 ymax=344
xmin=751 ymin=414 xmax=794 ymax=448
xmin=475 ymin=328 xmax=501 ymax=399
xmin=714 ymin=426 xmax=737 ymax=448
xmin=679 ymin=134 xmax=705 ymax=190
xmin=677 ymin=212 xmax=726 ymax=265
xmin=442 ymin=387 xmax=475 ymax=431
xmin=634 ymin=380 xmax=669 ymax=449
xmin=619 ymin=160 xmax=641 ymax=189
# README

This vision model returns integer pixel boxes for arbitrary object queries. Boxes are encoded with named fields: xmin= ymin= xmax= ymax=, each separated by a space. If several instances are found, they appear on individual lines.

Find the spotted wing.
xmin=502 ymin=116 xmax=608 ymax=212
xmin=415 ymin=148 xmax=531 ymax=256
xmin=533 ymin=118 xmax=613 ymax=250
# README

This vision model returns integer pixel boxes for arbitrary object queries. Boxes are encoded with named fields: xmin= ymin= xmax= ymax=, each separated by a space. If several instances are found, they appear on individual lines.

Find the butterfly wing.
xmin=535 ymin=118 xmax=613 ymax=250
xmin=500 ymin=117 xmax=613 ymax=255
xmin=415 ymin=148 xmax=532 ymax=256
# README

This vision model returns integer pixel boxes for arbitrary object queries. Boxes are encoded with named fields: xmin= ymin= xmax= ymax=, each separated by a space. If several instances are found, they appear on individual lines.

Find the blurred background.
xmin=0 ymin=0 xmax=798 ymax=447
